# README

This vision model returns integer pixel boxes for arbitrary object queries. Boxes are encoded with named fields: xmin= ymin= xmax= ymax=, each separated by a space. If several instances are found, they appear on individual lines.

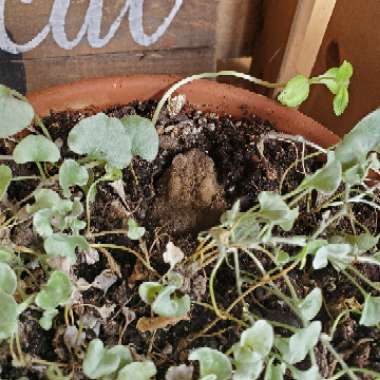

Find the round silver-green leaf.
xmin=121 ymin=115 xmax=159 ymax=161
xmin=0 ymin=291 xmax=18 ymax=340
xmin=68 ymin=113 xmax=132 ymax=169
xmin=59 ymin=159 xmax=89 ymax=197
xmin=117 ymin=361 xmax=157 ymax=380
xmin=35 ymin=271 xmax=73 ymax=310
xmin=13 ymin=135 xmax=60 ymax=164
xmin=0 ymin=263 xmax=17 ymax=295
xmin=0 ymin=88 xmax=34 ymax=138
xmin=189 ymin=348 xmax=232 ymax=380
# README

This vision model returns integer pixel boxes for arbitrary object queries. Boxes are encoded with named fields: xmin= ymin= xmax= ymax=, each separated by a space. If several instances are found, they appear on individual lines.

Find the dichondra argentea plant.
xmin=1 ymin=62 xmax=380 ymax=380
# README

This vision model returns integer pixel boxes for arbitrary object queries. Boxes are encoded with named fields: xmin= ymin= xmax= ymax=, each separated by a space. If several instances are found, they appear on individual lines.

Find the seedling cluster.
xmin=0 ymin=63 xmax=380 ymax=380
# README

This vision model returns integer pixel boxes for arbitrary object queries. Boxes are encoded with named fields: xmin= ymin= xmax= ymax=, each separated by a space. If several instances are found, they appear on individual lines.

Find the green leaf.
xmin=0 ymin=263 xmax=17 ymax=295
xmin=316 ymin=61 xmax=353 ymax=117
xmin=108 ymin=345 xmax=133 ymax=370
xmin=117 ymin=362 xmax=157 ymax=380
xmin=13 ymin=135 xmax=60 ymax=164
xmin=0 ymin=86 xmax=34 ymax=138
xmin=166 ymin=271 xmax=185 ymax=288
xmin=264 ymin=359 xmax=284 ymax=380
xmin=0 ymin=291 xmax=18 ymax=340
xmin=0 ymin=247 xmax=16 ymax=263
xmin=318 ymin=61 xmax=353 ymax=95
xmin=359 ymin=295 xmax=380 ymax=326
xmin=33 ymin=209 xmax=54 ymax=238
xmin=68 ymin=113 xmax=132 ymax=169
xmin=231 ymin=213 xmax=261 ymax=246
xmin=318 ymin=67 xmax=339 ymax=94
xmin=44 ymin=233 xmax=89 ymax=264
xmin=152 ymin=285 xmax=191 ymax=317
xmin=333 ymin=86 xmax=349 ymax=116
xmin=35 ymin=271 xmax=73 ymax=310
xmin=300 ymin=152 xmax=342 ymax=194
xmin=257 ymin=192 xmax=298 ymax=231
xmin=291 ymin=365 xmax=321 ymax=380
xmin=278 ymin=75 xmax=310 ymax=108
xmin=127 ymin=218 xmax=145 ymax=240
xmin=59 ymin=159 xmax=89 ymax=197
xmin=342 ymin=153 xmax=380 ymax=185
xmin=233 ymin=349 xmax=263 ymax=380
xmin=27 ymin=189 xmax=72 ymax=215
xmin=313 ymin=243 xmax=353 ymax=271
xmin=138 ymin=282 xmax=163 ymax=305
xmin=121 ymin=115 xmax=159 ymax=161
xmin=275 ymin=321 xmax=321 ymax=364
xmin=275 ymin=249 xmax=290 ymax=266
xmin=83 ymin=339 xmax=121 ymax=379
xmin=221 ymin=200 xmax=241 ymax=226
xmin=39 ymin=309 xmax=59 ymax=331
xmin=298 ymin=288 xmax=322 ymax=321
xmin=335 ymin=108 xmax=380 ymax=172
xmin=189 ymin=347 xmax=232 ymax=380
xmin=104 ymin=165 xmax=123 ymax=181
xmin=337 ymin=60 xmax=353 ymax=82
xmin=239 ymin=320 xmax=274 ymax=357
xmin=0 ymin=165 xmax=12 ymax=199
xmin=344 ymin=233 xmax=379 ymax=254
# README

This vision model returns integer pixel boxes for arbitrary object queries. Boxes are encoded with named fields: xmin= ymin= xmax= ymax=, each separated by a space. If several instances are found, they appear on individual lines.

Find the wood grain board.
xmin=301 ymin=0 xmax=380 ymax=136
xmin=0 ymin=0 xmax=217 ymax=91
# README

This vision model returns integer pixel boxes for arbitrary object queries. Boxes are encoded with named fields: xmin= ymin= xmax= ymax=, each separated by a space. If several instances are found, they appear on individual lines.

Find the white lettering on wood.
xmin=0 ymin=0 xmax=183 ymax=54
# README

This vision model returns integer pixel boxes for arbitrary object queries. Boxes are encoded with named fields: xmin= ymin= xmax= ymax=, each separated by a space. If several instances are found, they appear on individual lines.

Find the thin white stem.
xmin=151 ymin=71 xmax=285 ymax=125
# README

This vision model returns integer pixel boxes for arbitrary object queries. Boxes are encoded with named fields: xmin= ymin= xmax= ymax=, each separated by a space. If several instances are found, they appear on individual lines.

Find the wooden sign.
xmin=0 ymin=0 xmax=217 ymax=92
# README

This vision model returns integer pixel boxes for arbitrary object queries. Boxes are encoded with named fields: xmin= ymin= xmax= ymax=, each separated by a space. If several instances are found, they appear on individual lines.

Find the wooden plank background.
xmin=0 ymin=0 xmax=218 ymax=91
xmin=0 ymin=0 xmax=265 ymax=93
xmin=300 ymin=0 xmax=380 ymax=136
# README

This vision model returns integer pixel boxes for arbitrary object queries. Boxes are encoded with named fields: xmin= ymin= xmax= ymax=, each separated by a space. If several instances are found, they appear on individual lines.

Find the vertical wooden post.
xmin=276 ymin=0 xmax=336 ymax=86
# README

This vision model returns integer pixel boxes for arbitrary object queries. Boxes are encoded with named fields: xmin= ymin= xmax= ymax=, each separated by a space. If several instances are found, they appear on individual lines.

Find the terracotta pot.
xmin=27 ymin=75 xmax=339 ymax=147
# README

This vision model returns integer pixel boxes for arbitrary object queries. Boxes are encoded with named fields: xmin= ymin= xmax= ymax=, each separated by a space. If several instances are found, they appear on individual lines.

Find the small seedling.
xmin=83 ymin=339 xmax=156 ymax=380
xmin=139 ymin=275 xmax=191 ymax=318
xmin=35 ymin=271 xmax=73 ymax=330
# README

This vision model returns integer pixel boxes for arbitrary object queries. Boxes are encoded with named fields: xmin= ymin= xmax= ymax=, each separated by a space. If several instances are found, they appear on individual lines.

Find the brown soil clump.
xmin=153 ymin=149 xmax=226 ymax=234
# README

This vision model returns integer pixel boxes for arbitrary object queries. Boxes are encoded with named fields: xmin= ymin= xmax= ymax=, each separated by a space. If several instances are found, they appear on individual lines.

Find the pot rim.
xmin=27 ymin=74 xmax=340 ymax=148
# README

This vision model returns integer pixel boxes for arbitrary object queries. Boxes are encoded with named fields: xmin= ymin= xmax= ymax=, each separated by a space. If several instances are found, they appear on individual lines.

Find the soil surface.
xmin=0 ymin=100 xmax=379 ymax=380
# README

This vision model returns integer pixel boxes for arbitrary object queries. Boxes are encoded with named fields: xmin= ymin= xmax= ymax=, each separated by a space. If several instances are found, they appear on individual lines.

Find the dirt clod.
xmin=153 ymin=149 xmax=226 ymax=234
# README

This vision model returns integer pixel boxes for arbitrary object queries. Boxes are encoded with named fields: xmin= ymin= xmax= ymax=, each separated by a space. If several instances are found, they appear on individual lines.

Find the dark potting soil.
xmin=1 ymin=100 xmax=379 ymax=380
